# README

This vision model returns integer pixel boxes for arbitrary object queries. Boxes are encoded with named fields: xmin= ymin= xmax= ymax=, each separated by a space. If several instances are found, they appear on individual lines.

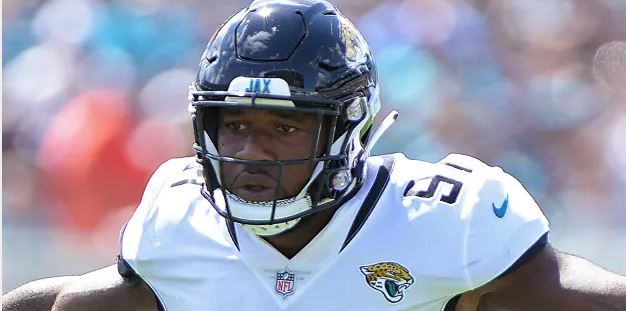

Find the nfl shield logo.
xmin=275 ymin=271 xmax=295 ymax=296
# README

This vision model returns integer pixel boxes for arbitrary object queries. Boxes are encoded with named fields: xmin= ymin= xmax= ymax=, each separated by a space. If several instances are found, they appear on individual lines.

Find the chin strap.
xmin=242 ymin=221 xmax=301 ymax=236
xmin=223 ymin=190 xmax=312 ymax=236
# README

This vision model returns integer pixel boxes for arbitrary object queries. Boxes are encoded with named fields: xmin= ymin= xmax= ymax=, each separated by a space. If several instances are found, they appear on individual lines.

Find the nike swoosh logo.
xmin=492 ymin=195 xmax=509 ymax=218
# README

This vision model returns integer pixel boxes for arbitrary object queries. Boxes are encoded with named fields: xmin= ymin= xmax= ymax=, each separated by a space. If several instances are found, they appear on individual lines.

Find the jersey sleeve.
xmin=442 ymin=154 xmax=550 ymax=289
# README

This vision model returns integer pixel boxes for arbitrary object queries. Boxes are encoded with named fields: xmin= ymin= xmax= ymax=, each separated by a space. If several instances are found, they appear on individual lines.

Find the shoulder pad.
xmin=442 ymin=154 xmax=550 ymax=289
xmin=439 ymin=153 xmax=490 ymax=172
xmin=401 ymin=153 xmax=549 ymax=289
xmin=119 ymin=157 xmax=202 ymax=270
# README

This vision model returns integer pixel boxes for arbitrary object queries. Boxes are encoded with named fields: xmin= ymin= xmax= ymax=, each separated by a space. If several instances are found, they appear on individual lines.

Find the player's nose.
xmin=234 ymin=131 xmax=274 ymax=161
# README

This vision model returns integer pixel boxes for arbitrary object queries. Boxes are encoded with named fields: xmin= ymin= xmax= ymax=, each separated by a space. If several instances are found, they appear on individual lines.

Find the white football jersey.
xmin=121 ymin=153 xmax=549 ymax=311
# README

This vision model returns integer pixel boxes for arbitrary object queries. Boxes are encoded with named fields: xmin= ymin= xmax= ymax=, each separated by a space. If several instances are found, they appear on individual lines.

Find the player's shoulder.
xmin=383 ymin=152 xmax=503 ymax=181
xmin=121 ymin=157 xmax=226 ymax=266
xmin=149 ymin=156 xmax=202 ymax=186
xmin=368 ymin=152 xmax=509 ymax=195
xmin=369 ymin=151 xmax=548 ymax=229
xmin=122 ymin=156 xmax=204 ymax=239
xmin=128 ymin=156 xmax=204 ymax=221
xmin=372 ymin=152 xmax=549 ymax=288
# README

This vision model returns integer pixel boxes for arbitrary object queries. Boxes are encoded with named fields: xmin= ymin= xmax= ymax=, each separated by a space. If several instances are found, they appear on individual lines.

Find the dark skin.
xmin=217 ymin=107 xmax=334 ymax=258
xmin=3 ymin=107 xmax=626 ymax=311
xmin=217 ymin=107 xmax=327 ymax=203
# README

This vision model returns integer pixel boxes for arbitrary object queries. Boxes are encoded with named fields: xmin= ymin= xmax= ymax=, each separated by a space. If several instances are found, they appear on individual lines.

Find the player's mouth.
xmin=232 ymin=171 xmax=280 ymax=201
xmin=235 ymin=184 xmax=278 ymax=201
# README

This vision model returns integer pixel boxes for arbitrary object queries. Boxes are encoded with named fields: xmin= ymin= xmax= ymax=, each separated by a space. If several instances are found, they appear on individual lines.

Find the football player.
xmin=4 ymin=0 xmax=626 ymax=310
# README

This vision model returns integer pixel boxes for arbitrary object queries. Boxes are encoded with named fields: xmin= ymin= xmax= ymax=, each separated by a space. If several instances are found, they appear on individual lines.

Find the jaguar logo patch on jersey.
xmin=360 ymin=262 xmax=414 ymax=303
xmin=275 ymin=271 xmax=296 ymax=296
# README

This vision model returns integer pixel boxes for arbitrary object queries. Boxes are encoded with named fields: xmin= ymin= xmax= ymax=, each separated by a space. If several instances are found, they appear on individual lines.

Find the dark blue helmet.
xmin=189 ymin=0 xmax=381 ymax=235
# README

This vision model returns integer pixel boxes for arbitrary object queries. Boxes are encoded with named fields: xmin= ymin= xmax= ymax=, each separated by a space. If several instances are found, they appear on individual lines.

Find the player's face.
xmin=217 ymin=107 xmax=328 ymax=202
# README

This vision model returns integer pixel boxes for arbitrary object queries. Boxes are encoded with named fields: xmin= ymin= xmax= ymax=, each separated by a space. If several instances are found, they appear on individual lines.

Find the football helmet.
xmin=189 ymin=0 xmax=383 ymax=235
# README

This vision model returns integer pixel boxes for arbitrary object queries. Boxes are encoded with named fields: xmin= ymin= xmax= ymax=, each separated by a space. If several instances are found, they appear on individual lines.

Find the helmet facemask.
xmin=189 ymin=79 xmax=379 ymax=236
xmin=189 ymin=0 xmax=380 ymax=235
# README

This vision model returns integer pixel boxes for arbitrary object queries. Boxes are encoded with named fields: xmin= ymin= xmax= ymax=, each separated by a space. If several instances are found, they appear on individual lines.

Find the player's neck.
xmin=262 ymin=208 xmax=337 ymax=259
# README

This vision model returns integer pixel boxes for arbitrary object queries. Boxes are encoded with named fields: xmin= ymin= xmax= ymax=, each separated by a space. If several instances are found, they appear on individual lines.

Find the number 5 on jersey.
xmin=404 ymin=175 xmax=463 ymax=205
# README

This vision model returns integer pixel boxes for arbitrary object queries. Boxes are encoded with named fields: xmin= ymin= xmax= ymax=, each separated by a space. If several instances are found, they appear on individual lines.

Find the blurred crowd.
xmin=3 ymin=0 xmax=626 ymax=290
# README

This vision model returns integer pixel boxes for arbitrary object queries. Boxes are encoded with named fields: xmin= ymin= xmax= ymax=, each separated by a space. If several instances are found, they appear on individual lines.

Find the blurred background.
xmin=3 ymin=0 xmax=626 ymax=292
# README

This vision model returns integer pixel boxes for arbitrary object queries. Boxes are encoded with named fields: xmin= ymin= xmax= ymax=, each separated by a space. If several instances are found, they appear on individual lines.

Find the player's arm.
xmin=456 ymin=244 xmax=626 ymax=311
xmin=3 ymin=276 xmax=78 ymax=311
xmin=52 ymin=264 xmax=157 ymax=311
xmin=3 ymin=265 xmax=158 ymax=311
xmin=3 ymin=159 xmax=180 ymax=311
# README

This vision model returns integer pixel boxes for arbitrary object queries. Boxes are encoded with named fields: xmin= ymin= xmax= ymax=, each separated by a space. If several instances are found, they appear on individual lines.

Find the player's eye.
xmin=225 ymin=122 xmax=247 ymax=132
xmin=276 ymin=124 xmax=297 ymax=133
